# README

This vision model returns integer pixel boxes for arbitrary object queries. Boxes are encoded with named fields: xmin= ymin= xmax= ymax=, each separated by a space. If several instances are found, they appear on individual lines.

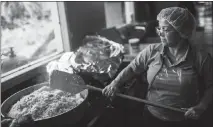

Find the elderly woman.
xmin=102 ymin=7 xmax=213 ymax=127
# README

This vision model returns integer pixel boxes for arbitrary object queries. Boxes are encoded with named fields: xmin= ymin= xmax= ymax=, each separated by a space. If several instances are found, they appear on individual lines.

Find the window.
xmin=1 ymin=2 xmax=71 ymax=91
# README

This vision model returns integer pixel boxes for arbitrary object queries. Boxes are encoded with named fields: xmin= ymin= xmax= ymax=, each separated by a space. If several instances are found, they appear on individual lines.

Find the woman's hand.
xmin=102 ymin=81 xmax=119 ymax=98
xmin=184 ymin=104 xmax=207 ymax=120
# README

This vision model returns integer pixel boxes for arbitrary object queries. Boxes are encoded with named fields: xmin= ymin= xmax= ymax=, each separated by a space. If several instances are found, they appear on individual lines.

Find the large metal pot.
xmin=1 ymin=82 xmax=89 ymax=126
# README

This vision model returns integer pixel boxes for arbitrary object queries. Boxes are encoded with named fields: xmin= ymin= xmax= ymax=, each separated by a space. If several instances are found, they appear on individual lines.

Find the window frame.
xmin=1 ymin=2 xmax=72 ymax=92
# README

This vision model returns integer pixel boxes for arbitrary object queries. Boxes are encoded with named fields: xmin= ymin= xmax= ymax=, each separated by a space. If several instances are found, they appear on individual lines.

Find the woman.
xmin=102 ymin=7 xmax=213 ymax=127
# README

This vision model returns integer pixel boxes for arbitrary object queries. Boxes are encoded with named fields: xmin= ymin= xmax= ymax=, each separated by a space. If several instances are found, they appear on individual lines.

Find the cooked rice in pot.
xmin=7 ymin=86 xmax=85 ymax=120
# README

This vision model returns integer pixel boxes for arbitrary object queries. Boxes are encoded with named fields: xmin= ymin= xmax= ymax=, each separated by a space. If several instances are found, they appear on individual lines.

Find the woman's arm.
xmin=199 ymin=54 xmax=213 ymax=109
xmin=185 ymin=54 xmax=213 ymax=119
xmin=102 ymin=44 xmax=154 ymax=97
xmin=112 ymin=45 xmax=153 ymax=88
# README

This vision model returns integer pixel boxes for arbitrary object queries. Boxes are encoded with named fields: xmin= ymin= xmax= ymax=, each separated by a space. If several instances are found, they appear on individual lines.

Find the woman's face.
xmin=157 ymin=19 xmax=182 ymax=47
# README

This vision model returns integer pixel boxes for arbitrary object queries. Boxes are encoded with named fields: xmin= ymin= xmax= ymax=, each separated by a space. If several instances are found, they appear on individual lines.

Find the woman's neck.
xmin=168 ymin=39 xmax=189 ymax=58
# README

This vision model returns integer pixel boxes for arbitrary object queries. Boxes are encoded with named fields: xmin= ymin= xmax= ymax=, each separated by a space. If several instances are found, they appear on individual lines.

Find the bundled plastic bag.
xmin=47 ymin=35 xmax=124 ymax=84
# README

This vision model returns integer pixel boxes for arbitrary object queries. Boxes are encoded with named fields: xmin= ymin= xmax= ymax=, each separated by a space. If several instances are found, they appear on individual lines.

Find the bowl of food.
xmin=1 ymin=82 xmax=89 ymax=126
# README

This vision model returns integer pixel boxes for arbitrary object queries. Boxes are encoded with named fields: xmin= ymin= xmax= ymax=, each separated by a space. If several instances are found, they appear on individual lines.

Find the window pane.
xmin=1 ymin=2 xmax=64 ymax=74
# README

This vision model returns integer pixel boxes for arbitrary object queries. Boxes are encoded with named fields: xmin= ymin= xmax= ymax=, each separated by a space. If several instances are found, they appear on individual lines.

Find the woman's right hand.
xmin=102 ymin=81 xmax=119 ymax=98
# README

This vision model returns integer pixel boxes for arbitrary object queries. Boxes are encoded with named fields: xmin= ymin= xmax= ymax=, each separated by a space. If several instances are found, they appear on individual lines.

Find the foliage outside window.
xmin=1 ymin=2 xmax=65 ymax=78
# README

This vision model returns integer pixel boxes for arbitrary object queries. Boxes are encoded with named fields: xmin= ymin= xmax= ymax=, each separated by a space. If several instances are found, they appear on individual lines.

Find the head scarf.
xmin=157 ymin=7 xmax=197 ymax=42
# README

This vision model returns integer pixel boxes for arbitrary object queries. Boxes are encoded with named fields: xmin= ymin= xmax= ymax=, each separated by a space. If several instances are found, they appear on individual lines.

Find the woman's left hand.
xmin=184 ymin=104 xmax=207 ymax=120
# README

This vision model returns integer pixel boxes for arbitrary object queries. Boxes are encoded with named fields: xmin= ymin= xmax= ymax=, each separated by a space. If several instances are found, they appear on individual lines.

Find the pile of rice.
xmin=7 ymin=86 xmax=85 ymax=120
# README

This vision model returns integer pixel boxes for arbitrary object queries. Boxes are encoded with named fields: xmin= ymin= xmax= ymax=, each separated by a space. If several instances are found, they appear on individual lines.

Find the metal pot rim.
xmin=1 ymin=82 xmax=89 ymax=121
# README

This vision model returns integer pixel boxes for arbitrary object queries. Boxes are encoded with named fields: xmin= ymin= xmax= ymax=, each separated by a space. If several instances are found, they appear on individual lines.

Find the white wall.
xmin=104 ymin=2 xmax=125 ymax=28
xmin=124 ymin=2 xmax=135 ymax=24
